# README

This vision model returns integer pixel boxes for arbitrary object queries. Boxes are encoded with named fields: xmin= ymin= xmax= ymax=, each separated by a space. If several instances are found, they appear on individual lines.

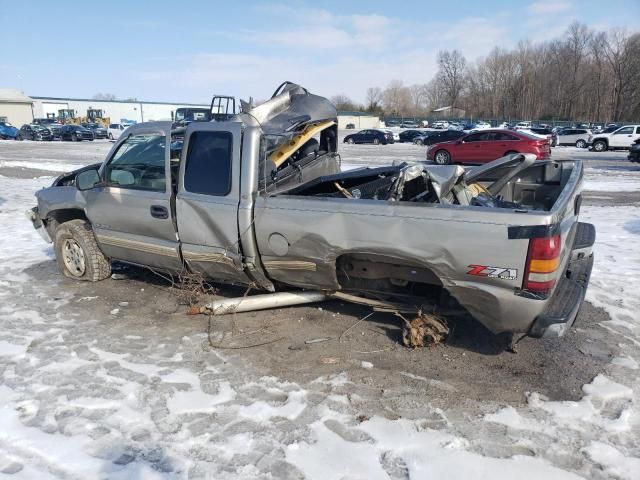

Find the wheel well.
xmin=45 ymin=209 xmax=88 ymax=236
xmin=336 ymin=253 xmax=443 ymax=298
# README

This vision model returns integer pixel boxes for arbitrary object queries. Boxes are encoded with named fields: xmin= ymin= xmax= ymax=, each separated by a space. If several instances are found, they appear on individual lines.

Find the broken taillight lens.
xmin=523 ymin=235 xmax=561 ymax=294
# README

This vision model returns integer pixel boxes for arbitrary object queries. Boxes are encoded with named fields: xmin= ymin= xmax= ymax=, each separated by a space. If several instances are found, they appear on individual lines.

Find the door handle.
xmin=150 ymin=205 xmax=168 ymax=219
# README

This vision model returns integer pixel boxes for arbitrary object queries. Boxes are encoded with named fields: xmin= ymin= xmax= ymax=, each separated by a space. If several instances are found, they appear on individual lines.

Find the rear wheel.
xmin=575 ymin=139 xmax=587 ymax=148
xmin=54 ymin=220 xmax=111 ymax=282
xmin=593 ymin=140 xmax=607 ymax=152
xmin=347 ymin=138 xmax=354 ymax=144
xmin=16 ymin=134 xmax=23 ymax=141
xmin=415 ymin=139 xmax=424 ymax=145
xmin=434 ymin=150 xmax=451 ymax=165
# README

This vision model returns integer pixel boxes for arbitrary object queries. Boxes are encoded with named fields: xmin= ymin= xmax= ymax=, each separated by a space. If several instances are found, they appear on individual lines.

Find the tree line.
xmin=331 ymin=23 xmax=640 ymax=122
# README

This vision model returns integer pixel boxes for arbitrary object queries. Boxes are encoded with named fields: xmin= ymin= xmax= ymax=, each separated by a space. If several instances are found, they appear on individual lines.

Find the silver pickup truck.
xmin=30 ymin=83 xmax=594 ymax=339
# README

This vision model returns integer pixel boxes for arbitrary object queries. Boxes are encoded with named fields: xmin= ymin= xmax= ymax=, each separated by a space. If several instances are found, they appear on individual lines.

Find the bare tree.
xmin=436 ymin=50 xmax=467 ymax=106
xmin=330 ymin=94 xmax=358 ymax=111
xmin=382 ymin=80 xmax=412 ymax=116
xmin=365 ymin=87 xmax=383 ymax=112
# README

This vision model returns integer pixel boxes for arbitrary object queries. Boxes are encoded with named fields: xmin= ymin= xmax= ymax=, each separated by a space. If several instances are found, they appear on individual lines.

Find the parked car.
xmin=0 ymin=121 xmax=19 ymax=139
xmin=46 ymin=123 xmax=63 ymax=140
xmin=473 ymin=121 xmax=492 ymax=130
xmin=385 ymin=130 xmax=400 ymax=142
xmin=556 ymin=128 xmax=591 ymax=148
xmin=498 ymin=122 xmax=512 ymax=129
xmin=398 ymin=129 xmax=424 ymax=143
xmin=628 ymin=139 xmax=640 ymax=163
xmin=344 ymin=129 xmax=394 ymax=145
xmin=426 ymin=129 xmax=551 ymax=165
xmin=448 ymin=122 xmax=464 ymax=131
xmin=413 ymin=129 xmax=464 ymax=146
xmin=400 ymin=121 xmax=420 ymax=129
xmin=82 ymin=123 xmax=108 ymax=139
xmin=431 ymin=121 xmax=449 ymax=129
xmin=60 ymin=125 xmax=94 ymax=141
xmin=590 ymin=125 xmax=640 ymax=151
xmin=527 ymin=127 xmax=558 ymax=147
xmin=345 ymin=123 xmax=355 ymax=129
xmin=514 ymin=121 xmax=532 ymax=130
xmin=17 ymin=124 xmax=53 ymax=141
xmin=107 ymin=123 xmax=128 ymax=140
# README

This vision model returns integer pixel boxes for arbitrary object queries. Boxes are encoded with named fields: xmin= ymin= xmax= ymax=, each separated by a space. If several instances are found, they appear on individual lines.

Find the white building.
xmin=0 ymin=89 xmax=34 ymax=126
xmin=31 ymin=96 xmax=210 ymax=124
xmin=337 ymin=111 xmax=380 ymax=130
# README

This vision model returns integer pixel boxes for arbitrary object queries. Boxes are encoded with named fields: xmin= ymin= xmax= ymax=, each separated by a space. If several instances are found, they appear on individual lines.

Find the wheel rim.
xmin=348 ymin=138 xmax=354 ymax=144
xmin=374 ymin=139 xmax=380 ymax=145
xmin=577 ymin=140 xmax=586 ymax=148
xmin=595 ymin=142 xmax=604 ymax=151
xmin=62 ymin=239 xmax=86 ymax=276
xmin=435 ymin=151 xmax=449 ymax=164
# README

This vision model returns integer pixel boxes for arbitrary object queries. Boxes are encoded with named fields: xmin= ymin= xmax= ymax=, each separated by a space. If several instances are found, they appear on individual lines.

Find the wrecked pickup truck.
xmin=30 ymin=82 xmax=595 ymax=340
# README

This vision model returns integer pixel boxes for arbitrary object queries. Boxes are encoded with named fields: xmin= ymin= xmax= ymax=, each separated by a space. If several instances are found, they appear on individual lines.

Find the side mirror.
xmin=76 ymin=169 xmax=101 ymax=191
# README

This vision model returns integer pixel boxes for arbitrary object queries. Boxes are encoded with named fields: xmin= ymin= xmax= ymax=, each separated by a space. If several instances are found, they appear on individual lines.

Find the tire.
xmin=108 ymin=133 xmax=113 ymax=140
xmin=54 ymin=220 xmax=111 ymax=282
xmin=347 ymin=138 xmax=354 ymax=144
xmin=415 ymin=139 xmax=424 ymax=145
xmin=373 ymin=138 xmax=380 ymax=145
xmin=593 ymin=140 xmax=607 ymax=152
xmin=72 ymin=133 xmax=78 ymax=142
xmin=434 ymin=149 xmax=451 ymax=165
xmin=16 ymin=134 xmax=23 ymax=141
xmin=576 ymin=139 xmax=587 ymax=148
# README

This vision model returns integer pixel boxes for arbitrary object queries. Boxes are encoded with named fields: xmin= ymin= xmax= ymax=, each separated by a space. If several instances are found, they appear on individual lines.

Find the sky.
xmin=0 ymin=0 xmax=638 ymax=104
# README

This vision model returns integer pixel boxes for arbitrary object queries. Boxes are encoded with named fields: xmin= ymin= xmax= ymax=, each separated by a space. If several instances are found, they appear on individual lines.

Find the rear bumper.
xmin=528 ymin=222 xmax=595 ymax=338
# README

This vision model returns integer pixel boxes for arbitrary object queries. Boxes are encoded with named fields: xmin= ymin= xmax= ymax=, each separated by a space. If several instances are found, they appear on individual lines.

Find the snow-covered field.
xmin=0 ymin=141 xmax=639 ymax=479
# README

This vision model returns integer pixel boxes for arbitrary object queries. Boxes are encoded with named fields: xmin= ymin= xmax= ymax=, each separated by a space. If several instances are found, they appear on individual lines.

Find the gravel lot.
xmin=0 ymin=136 xmax=638 ymax=478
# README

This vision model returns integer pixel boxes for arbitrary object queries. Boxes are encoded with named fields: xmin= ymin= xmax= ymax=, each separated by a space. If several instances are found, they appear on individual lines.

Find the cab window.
xmin=105 ymin=134 xmax=166 ymax=191
xmin=184 ymin=131 xmax=232 ymax=196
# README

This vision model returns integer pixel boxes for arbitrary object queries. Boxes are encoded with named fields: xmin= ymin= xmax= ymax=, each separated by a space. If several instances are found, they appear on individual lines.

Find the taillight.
xmin=523 ymin=235 xmax=561 ymax=294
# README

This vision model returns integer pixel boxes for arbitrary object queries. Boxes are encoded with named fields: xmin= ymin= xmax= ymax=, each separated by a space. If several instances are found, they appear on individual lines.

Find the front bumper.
xmin=26 ymin=207 xmax=52 ymax=243
xmin=528 ymin=222 xmax=595 ymax=338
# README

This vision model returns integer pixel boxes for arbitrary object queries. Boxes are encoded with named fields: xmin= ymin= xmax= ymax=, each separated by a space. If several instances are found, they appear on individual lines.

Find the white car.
xmin=514 ymin=121 xmax=532 ymax=130
xmin=473 ymin=121 xmax=492 ymax=130
xmin=385 ymin=129 xmax=400 ymax=141
xmin=590 ymin=125 xmax=640 ymax=151
xmin=107 ymin=123 xmax=127 ymax=140
xmin=432 ymin=121 xmax=449 ymax=129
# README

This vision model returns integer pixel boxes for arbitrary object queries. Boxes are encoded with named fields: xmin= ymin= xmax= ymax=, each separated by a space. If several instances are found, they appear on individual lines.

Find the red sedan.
xmin=426 ymin=129 xmax=551 ymax=165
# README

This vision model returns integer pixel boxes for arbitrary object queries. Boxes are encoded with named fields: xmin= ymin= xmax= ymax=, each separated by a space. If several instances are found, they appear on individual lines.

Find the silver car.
xmin=557 ymin=128 xmax=592 ymax=148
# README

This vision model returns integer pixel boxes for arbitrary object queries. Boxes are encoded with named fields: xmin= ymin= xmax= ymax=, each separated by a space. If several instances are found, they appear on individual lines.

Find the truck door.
xmin=175 ymin=122 xmax=253 ymax=284
xmin=85 ymin=122 xmax=183 ymax=271
xmin=610 ymin=126 xmax=634 ymax=147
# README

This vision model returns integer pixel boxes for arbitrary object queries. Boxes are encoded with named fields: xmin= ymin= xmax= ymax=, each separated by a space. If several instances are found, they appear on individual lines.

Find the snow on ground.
xmin=0 ymin=144 xmax=639 ymax=478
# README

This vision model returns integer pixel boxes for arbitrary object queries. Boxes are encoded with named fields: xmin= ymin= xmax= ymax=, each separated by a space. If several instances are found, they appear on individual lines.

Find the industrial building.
xmin=31 ymin=96 xmax=210 ymax=124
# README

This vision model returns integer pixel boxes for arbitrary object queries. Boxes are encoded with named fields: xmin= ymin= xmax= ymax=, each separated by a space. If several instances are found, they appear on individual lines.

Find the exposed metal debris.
xmin=399 ymin=311 xmax=449 ymax=348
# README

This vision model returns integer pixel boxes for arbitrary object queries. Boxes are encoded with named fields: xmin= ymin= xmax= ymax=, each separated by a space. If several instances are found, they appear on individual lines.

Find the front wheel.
xmin=16 ymin=134 xmax=23 ymax=141
xmin=72 ymin=133 xmax=78 ymax=142
xmin=373 ymin=138 xmax=380 ymax=145
xmin=575 ymin=139 xmax=587 ymax=148
xmin=54 ymin=220 xmax=111 ymax=282
xmin=593 ymin=140 xmax=607 ymax=152
xmin=434 ymin=150 xmax=451 ymax=165
xmin=415 ymin=139 xmax=424 ymax=145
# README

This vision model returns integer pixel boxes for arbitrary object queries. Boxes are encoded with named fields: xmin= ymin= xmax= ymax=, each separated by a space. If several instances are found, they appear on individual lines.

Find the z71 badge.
xmin=467 ymin=265 xmax=518 ymax=280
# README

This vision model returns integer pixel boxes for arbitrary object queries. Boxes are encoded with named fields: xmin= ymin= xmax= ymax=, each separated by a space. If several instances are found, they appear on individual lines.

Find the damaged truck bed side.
xmin=30 ymin=82 xmax=595 ymax=339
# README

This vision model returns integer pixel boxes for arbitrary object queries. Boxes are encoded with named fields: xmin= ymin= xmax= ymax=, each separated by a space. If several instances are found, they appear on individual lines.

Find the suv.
xmin=590 ymin=125 xmax=640 ymax=152
xmin=107 ymin=123 xmax=127 ymax=140
xmin=556 ymin=128 xmax=591 ymax=148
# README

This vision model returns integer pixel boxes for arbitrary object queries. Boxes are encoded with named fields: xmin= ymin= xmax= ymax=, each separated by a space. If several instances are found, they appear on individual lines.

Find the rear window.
xmin=184 ymin=131 xmax=232 ymax=196
xmin=517 ymin=131 xmax=545 ymax=140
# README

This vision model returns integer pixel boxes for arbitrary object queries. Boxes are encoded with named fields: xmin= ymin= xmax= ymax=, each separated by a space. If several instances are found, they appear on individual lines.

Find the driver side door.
xmin=84 ymin=122 xmax=183 ymax=271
